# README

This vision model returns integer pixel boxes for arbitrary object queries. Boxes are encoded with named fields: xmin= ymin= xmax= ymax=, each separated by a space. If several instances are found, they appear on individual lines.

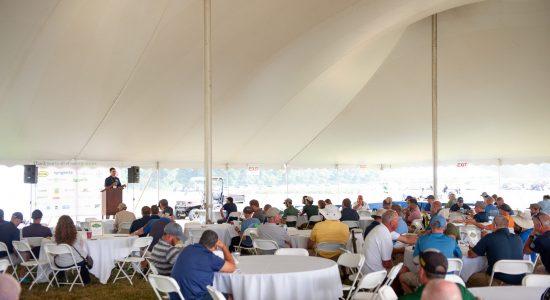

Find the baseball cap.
xmin=243 ymin=206 xmax=254 ymax=214
xmin=12 ymin=212 xmax=23 ymax=220
xmin=430 ymin=215 xmax=447 ymax=228
xmin=408 ymin=198 xmax=418 ymax=205
xmin=164 ymin=222 xmax=186 ymax=241
xmin=31 ymin=209 xmax=43 ymax=220
xmin=427 ymin=195 xmax=435 ymax=200
xmin=481 ymin=192 xmax=489 ymax=198
xmin=372 ymin=209 xmax=387 ymax=219
xmin=419 ymin=251 xmax=448 ymax=275
xmin=457 ymin=197 xmax=464 ymax=203
xmin=319 ymin=205 xmax=341 ymax=220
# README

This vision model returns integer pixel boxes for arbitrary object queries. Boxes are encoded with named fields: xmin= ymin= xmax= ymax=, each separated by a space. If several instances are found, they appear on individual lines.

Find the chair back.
xmin=44 ymin=244 xmax=79 ymax=270
xmin=315 ymin=242 xmax=346 ymax=254
xmin=119 ymin=222 xmax=132 ymax=234
xmin=148 ymin=262 xmax=160 ymax=275
xmin=23 ymin=237 xmax=45 ymax=248
xmin=207 ymin=285 xmax=227 ymax=300
xmin=343 ymin=221 xmax=360 ymax=229
xmin=0 ymin=259 xmax=10 ymax=273
xmin=411 ymin=219 xmax=424 ymax=233
xmin=445 ymin=274 xmax=466 ymax=286
xmin=0 ymin=242 xmax=9 ymax=255
xmin=242 ymin=228 xmax=258 ymax=239
xmin=148 ymin=274 xmax=185 ymax=300
xmin=447 ymin=258 xmax=463 ymax=275
xmin=285 ymin=215 xmax=298 ymax=222
xmin=275 ymin=248 xmax=309 ymax=256
xmin=13 ymin=240 xmax=39 ymax=262
xmin=337 ymin=253 xmax=364 ymax=269
xmin=385 ymin=262 xmax=403 ymax=286
xmin=377 ymin=285 xmax=398 ymax=300
xmin=286 ymin=227 xmax=299 ymax=235
xmin=309 ymin=215 xmax=323 ymax=222
xmin=253 ymin=239 xmax=279 ymax=253
xmin=493 ymin=259 xmax=534 ymax=275
xmin=522 ymin=274 xmax=550 ymax=287
xmin=132 ymin=236 xmax=154 ymax=257
xmin=354 ymin=270 xmax=387 ymax=293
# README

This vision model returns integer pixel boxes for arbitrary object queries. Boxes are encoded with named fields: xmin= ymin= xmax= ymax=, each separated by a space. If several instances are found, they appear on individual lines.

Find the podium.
xmin=101 ymin=187 xmax=123 ymax=218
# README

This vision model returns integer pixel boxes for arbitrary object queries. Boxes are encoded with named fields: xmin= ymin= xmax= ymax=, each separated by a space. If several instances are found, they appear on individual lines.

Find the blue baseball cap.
xmin=430 ymin=215 xmax=447 ymax=229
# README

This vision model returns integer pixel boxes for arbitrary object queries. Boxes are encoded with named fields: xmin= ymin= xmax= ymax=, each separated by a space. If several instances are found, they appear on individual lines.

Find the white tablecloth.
xmin=183 ymin=224 xmax=238 ymax=246
xmin=38 ymin=234 xmax=137 ymax=284
xmin=214 ymin=255 xmax=342 ymax=300
xmin=288 ymin=229 xmax=362 ymax=253
xmin=468 ymin=286 xmax=547 ymax=300
xmin=403 ymin=246 xmax=487 ymax=281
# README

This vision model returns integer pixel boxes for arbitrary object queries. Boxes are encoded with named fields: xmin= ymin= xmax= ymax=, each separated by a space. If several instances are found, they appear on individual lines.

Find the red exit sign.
xmin=456 ymin=162 xmax=468 ymax=168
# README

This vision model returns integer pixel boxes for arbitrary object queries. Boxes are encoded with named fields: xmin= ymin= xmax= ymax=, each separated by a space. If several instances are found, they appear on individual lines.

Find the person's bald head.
xmin=421 ymin=279 xmax=461 ymax=300
xmin=493 ymin=215 xmax=509 ymax=229
xmin=0 ymin=274 xmax=21 ymax=300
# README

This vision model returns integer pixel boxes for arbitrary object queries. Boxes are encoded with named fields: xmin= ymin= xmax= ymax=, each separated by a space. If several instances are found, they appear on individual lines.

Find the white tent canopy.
xmin=1 ymin=0 xmax=549 ymax=168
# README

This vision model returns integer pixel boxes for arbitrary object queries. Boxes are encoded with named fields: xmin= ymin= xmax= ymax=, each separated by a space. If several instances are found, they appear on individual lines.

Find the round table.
xmin=183 ymin=223 xmax=238 ymax=246
xmin=403 ymin=246 xmax=487 ymax=282
xmin=468 ymin=286 xmax=548 ymax=300
xmin=214 ymin=255 xmax=343 ymax=300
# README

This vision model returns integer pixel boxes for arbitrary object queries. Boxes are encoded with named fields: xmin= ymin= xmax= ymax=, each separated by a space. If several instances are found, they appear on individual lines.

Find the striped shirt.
xmin=149 ymin=239 xmax=182 ymax=275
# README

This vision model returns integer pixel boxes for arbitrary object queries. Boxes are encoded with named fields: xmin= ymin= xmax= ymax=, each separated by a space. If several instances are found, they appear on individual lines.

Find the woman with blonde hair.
xmin=54 ymin=215 xmax=90 ymax=284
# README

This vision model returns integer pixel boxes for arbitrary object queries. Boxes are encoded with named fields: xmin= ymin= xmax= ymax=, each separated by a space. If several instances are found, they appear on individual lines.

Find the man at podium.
xmin=105 ymin=167 xmax=123 ymax=188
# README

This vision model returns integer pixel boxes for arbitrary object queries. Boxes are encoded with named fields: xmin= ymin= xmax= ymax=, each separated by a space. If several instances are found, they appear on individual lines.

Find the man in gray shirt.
xmin=257 ymin=207 xmax=290 ymax=250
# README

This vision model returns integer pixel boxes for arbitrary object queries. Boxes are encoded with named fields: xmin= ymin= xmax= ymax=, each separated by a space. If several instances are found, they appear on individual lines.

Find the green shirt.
xmin=302 ymin=205 xmax=319 ymax=219
xmin=398 ymin=283 xmax=476 ymax=300
xmin=283 ymin=206 xmax=299 ymax=218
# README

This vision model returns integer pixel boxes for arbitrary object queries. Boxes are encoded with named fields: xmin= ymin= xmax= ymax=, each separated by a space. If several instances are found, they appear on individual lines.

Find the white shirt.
xmin=362 ymin=223 xmax=393 ymax=274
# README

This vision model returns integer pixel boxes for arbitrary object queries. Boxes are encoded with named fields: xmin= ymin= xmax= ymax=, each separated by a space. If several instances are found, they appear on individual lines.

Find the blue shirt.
xmin=413 ymin=233 xmax=462 ymax=259
xmin=396 ymin=218 xmax=408 ymax=235
xmin=423 ymin=203 xmax=431 ymax=212
xmin=485 ymin=204 xmax=499 ymax=218
xmin=171 ymin=244 xmax=225 ymax=300
xmin=0 ymin=222 xmax=20 ymax=256
xmin=340 ymin=207 xmax=359 ymax=221
xmin=530 ymin=231 xmax=550 ymax=273
xmin=144 ymin=217 xmax=171 ymax=235
xmin=473 ymin=228 xmax=525 ymax=284
xmin=240 ymin=218 xmax=260 ymax=247
xmin=518 ymin=228 xmax=537 ymax=262
xmin=474 ymin=211 xmax=489 ymax=223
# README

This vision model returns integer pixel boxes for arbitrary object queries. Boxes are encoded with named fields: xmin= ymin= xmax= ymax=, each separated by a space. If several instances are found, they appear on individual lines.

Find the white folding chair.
xmin=0 ymin=259 xmax=10 ymax=273
xmin=343 ymin=221 xmax=360 ymax=229
xmin=0 ymin=241 xmax=19 ymax=280
xmin=207 ymin=285 xmax=226 ymax=300
xmin=118 ymin=222 xmax=132 ymax=234
xmin=227 ymin=212 xmax=240 ymax=222
xmin=384 ymin=262 xmax=403 ymax=287
xmin=285 ymin=215 xmax=298 ymax=227
xmin=307 ymin=215 xmax=323 ymax=228
xmin=235 ymin=228 xmax=258 ymax=254
xmin=22 ymin=237 xmax=45 ymax=248
xmin=447 ymin=258 xmax=463 ymax=276
xmin=148 ymin=274 xmax=185 ymax=300
xmin=489 ymin=259 xmax=534 ymax=286
xmin=377 ymin=285 xmax=398 ymax=300
xmin=351 ymin=270 xmax=387 ymax=300
xmin=445 ymin=274 xmax=466 ymax=286
xmin=112 ymin=236 xmax=153 ymax=285
xmin=522 ymin=274 xmax=550 ymax=287
xmin=315 ymin=242 xmax=346 ymax=257
xmin=337 ymin=253 xmax=365 ymax=300
xmin=252 ymin=239 xmax=279 ymax=255
xmin=43 ymin=244 xmax=85 ymax=292
xmin=275 ymin=248 xmax=309 ymax=256
xmin=411 ymin=219 xmax=424 ymax=234
xmin=12 ymin=240 xmax=49 ymax=290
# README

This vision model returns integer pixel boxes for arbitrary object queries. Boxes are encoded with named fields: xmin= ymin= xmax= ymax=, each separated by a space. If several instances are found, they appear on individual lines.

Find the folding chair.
xmin=377 ymin=285 xmax=398 ymax=300
xmin=235 ymin=228 xmax=258 ymax=254
xmin=148 ymin=274 xmax=185 ymax=300
xmin=0 ymin=259 xmax=10 ymax=273
xmin=118 ymin=222 xmax=133 ymax=234
xmin=383 ymin=262 xmax=403 ymax=287
xmin=350 ymin=270 xmax=387 ymax=300
xmin=252 ymin=239 xmax=279 ymax=255
xmin=337 ymin=253 xmax=365 ymax=300
xmin=307 ymin=215 xmax=323 ymax=228
xmin=522 ymin=274 xmax=550 ymax=287
xmin=489 ymin=259 xmax=534 ymax=286
xmin=227 ymin=212 xmax=240 ymax=223
xmin=112 ymin=236 xmax=153 ymax=285
xmin=0 ymin=241 xmax=19 ymax=280
xmin=12 ymin=240 xmax=49 ymax=290
xmin=411 ymin=219 xmax=424 ymax=234
xmin=43 ymin=244 xmax=85 ymax=292
xmin=447 ymin=258 xmax=463 ymax=276
xmin=343 ymin=221 xmax=360 ymax=229
xmin=275 ymin=248 xmax=309 ymax=256
xmin=207 ymin=285 xmax=226 ymax=300
xmin=445 ymin=274 xmax=466 ymax=286
xmin=315 ymin=242 xmax=346 ymax=257
xmin=285 ymin=215 xmax=298 ymax=227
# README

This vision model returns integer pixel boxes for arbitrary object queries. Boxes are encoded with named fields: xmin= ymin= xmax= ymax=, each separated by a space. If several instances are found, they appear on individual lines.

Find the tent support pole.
xmin=431 ymin=14 xmax=439 ymax=199
xmin=204 ymin=0 xmax=213 ymax=223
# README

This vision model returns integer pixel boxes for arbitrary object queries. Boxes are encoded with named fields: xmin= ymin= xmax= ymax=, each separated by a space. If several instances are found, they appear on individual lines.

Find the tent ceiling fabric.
xmin=0 ymin=0 xmax=549 ymax=167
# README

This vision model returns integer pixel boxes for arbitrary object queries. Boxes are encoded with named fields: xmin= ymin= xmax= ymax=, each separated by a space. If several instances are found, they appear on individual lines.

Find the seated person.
xmin=391 ymin=205 xmax=408 ymax=235
xmin=363 ymin=209 xmax=385 ymax=238
xmin=129 ymin=206 xmax=152 ymax=237
xmin=54 ymin=215 xmax=91 ymax=284
xmin=22 ymin=209 xmax=52 ymax=257
xmin=512 ymin=211 xmax=537 ymax=263
xmin=149 ymin=222 xmax=185 ymax=276
xmin=230 ymin=206 xmax=260 ymax=252
xmin=404 ymin=198 xmax=422 ymax=225
xmin=282 ymin=198 xmax=300 ymax=227
xmin=113 ymin=203 xmax=136 ymax=233
xmin=523 ymin=212 xmax=550 ymax=273
xmin=249 ymin=199 xmax=265 ymax=223
xmin=158 ymin=199 xmax=174 ymax=217
xmin=172 ymin=230 xmax=236 ymax=300
xmin=0 ymin=212 xmax=23 ymax=265
xmin=219 ymin=197 xmax=238 ymax=223
xmin=362 ymin=210 xmax=398 ymax=274
xmin=308 ymin=205 xmax=349 ymax=259
xmin=340 ymin=198 xmax=359 ymax=222
xmin=353 ymin=195 xmax=369 ymax=211
xmin=468 ymin=215 xmax=525 ymax=286
xmin=449 ymin=197 xmax=471 ymax=213
xmin=471 ymin=201 xmax=489 ymax=223
xmin=257 ymin=208 xmax=290 ymax=249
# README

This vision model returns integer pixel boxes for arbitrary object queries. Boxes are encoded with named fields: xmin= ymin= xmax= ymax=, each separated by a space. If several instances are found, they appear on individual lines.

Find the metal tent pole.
xmin=203 ymin=0 xmax=213 ymax=223
xmin=432 ymin=14 xmax=439 ymax=199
